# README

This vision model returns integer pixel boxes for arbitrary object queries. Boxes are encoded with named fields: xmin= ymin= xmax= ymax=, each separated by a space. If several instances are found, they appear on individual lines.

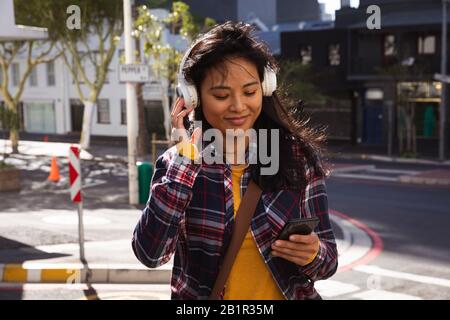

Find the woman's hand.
xmin=170 ymin=97 xmax=202 ymax=158
xmin=271 ymin=232 xmax=320 ymax=267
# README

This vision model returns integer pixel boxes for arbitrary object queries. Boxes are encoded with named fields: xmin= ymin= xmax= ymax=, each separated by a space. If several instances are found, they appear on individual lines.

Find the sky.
xmin=318 ymin=0 xmax=360 ymax=16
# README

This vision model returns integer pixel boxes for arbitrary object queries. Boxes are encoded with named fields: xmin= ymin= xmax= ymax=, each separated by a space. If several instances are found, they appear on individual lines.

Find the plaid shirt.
xmin=132 ymin=138 xmax=338 ymax=300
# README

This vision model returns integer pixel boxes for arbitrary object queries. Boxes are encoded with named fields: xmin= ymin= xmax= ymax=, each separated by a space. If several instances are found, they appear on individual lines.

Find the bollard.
xmin=137 ymin=161 xmax=154 ymax=204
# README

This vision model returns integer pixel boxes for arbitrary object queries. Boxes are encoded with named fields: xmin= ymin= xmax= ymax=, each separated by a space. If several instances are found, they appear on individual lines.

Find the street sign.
xmin=434 ymin=73 xmax=450 ymax=84
xmin=68 ymin=145 xmax=85 ymax=262
xmin=69 ymin=146 xmax=82 ymax=203
xmin=119 ymin=64 xmax=150 ymax=82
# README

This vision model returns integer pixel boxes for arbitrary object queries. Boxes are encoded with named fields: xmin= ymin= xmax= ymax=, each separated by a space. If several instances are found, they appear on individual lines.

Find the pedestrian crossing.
xmin=316 ymin=278 xmax=424 ymax=300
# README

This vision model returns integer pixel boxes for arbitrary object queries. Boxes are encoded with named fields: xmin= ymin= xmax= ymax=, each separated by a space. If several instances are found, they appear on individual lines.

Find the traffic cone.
xmin=48 ymin=156 xmax=60 ymax=182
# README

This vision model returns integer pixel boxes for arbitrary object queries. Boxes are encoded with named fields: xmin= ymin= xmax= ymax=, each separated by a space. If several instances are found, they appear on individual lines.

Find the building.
xmin=179 ymin=0 xmax=321 ymax=27
xmin=178 ymin=0 xmax=325 ymax=56
xmin=280 ymin=0 xmax=450 ymax=157
xmin=0 ymin=7 xmax=186 ymax=140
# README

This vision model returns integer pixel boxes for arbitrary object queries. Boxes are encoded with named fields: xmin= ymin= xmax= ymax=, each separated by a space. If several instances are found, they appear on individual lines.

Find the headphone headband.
xmin=177 ymin=37 xmax=277 ymax=110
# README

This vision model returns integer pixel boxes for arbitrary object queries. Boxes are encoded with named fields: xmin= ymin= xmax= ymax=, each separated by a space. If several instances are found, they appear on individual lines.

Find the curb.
xmin=0 ymin=210 xmax=379 ymax=285
xmin=327 ymin=152 xmax=450 ymax=167
xmin=331 ymin=165 xmax=375 ymax=174
xmin=0 ymin=263 xmax=171 ymax=284
xmin=398 ymin=175 xmax=450 ymax=186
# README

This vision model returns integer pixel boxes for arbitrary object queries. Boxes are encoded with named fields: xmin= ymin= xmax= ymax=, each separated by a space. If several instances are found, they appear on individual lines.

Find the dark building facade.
xmin=178 ymin=0 xmax=320 ymax=26
xmin=281 ymin=0 xmax=450 ymax=158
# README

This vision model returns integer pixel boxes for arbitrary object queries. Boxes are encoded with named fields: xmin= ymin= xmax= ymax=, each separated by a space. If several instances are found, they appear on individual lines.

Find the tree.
xmin=0 ymin=0 xmax=61 ymax=153
xmin=135 ymin=1 xmax=215 ymax=140
xmin=34 ymin=0 xmax=124 ymax=150
xmin=278 ymin=60 xmax=327 ymax=107
xmin=0 ymin=104 xmax=20 ymax=164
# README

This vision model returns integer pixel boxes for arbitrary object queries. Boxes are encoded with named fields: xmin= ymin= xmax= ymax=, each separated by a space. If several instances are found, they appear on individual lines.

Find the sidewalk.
xmin=0 ymin=207 xmax=373 ymax=285
xmin=0 ymin=208 xmax=172 ymax=284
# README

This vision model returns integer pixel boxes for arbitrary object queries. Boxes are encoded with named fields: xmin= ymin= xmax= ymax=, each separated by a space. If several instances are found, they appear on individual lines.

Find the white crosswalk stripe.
xmin=351 ymin=290 xmax=422 ymax=300
xmin=316 ymin=279 xmax=423 ymax=300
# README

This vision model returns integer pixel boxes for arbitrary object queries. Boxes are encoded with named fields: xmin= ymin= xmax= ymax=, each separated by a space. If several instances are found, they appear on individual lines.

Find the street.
xmin=0 ymin=141 xmax=450 ymax=300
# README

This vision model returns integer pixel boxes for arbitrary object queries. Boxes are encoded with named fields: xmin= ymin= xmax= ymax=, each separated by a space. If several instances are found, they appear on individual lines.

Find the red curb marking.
xmin=330 ymin=209 xmax=384 ymax=273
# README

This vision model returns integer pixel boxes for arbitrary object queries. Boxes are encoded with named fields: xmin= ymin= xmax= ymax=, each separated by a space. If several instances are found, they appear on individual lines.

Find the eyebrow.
xmin=209 ymin=81 xmax=259 ymax=91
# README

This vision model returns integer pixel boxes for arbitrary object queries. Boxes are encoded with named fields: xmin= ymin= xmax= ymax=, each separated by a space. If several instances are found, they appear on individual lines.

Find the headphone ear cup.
xmin=262 ymin=67 xmax=277 ymax=96
xmin=179 ymin=82 xmax=198 ymax=109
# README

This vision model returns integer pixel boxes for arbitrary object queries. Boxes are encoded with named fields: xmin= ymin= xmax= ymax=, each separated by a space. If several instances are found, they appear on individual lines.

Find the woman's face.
xmin=199 ymin=57 xmax=263 ymax=136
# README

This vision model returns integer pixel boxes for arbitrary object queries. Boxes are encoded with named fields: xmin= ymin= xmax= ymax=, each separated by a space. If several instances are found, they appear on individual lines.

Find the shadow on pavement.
xmin=0 ymin=237 xmax=69 ymax=263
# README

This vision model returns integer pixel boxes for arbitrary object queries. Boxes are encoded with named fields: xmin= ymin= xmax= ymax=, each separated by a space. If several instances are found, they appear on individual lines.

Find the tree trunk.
xmin=9 ymin=129 xmax=19 ymax=154
xmin=80 ymin=100 xmax=96 ymax=150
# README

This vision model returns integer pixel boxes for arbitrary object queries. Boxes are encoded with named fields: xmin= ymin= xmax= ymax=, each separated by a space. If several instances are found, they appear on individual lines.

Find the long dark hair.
xmin=183 ymin=21 xmax=329 ymax=192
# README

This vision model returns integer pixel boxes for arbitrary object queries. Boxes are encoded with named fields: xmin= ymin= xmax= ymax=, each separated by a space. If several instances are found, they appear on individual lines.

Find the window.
xmin=97 ymin=99 xmax=110 ymax=124
xmin=384 ymin=35 xmax=396 ymax=56
xmin=120 ymin=99 xmax=127 ymax=125
xmin=300 ymin=45 xmax=312 ymax=65
xmin=328 ymin=44 xmax=340 ymax=66
xmin=11 ymin=63 xmax=20 ymax=86
xmin=47 ymin=61 xmax=56 ymax=86
xmin=418 ymin=35 xmax=436 ymax=55
xmin=29 ymin=66 xmax=38 ymax=87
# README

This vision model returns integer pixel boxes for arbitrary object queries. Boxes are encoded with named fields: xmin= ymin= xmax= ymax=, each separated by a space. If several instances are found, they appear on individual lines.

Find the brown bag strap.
xmin=209 ymin=180 xmax=263 ymax=300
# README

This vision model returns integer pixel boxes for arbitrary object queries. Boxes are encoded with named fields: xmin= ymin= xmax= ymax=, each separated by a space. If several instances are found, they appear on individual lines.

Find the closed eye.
xmin=213 ymin=95 xmax=228 ymax=100
xmin=244 ymin=91 xmax=256 ymax=96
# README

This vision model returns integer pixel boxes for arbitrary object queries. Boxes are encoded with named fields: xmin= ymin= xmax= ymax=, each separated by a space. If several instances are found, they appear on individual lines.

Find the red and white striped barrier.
xmin=69 ymin=146 xmax=82 ymax=203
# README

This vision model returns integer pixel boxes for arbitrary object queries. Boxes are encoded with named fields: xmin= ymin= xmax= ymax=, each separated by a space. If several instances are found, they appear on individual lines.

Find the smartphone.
xmin=276 ymin=216 xmax=320 ymax=241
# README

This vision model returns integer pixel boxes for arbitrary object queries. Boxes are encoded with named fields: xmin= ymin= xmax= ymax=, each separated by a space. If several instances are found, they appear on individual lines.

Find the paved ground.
xmin=1 ymin=139 xmax=450 ymax=300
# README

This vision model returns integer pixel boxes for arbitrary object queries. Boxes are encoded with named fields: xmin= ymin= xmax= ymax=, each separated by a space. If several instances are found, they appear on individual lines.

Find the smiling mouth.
xmin=224 ymin=115 xmax=249 ymax=125
xmin=225 ymin=115 xmax=249 ymax=121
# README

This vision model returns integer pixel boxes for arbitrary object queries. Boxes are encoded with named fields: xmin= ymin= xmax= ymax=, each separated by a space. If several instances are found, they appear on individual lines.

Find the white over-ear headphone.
xmin=177 ymin=41 xmax=277 ymax=110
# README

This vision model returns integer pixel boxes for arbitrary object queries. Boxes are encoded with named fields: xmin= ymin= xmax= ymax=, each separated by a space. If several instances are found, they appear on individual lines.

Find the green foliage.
xmin=15 ymin=0 xmax=124 ymax=43
xmin=135 ymin=1 xmax=215 ymax=85
xmin=278 ymin=60 xmax=327 ymax=106
xmin=0 ymin=162 xmax=12 ymax=169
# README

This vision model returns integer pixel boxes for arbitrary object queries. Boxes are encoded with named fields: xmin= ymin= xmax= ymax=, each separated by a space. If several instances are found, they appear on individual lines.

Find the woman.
xmin=132 ymin=21 xmax=338 ymax=300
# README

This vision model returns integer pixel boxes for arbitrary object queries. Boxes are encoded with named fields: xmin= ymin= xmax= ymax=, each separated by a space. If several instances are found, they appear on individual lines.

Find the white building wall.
xmin=1 ymin=8 xmax=188 ymax=138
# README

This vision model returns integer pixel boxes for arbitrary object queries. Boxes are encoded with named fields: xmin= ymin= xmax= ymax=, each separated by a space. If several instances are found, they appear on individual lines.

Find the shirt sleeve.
xmin=297 ymin=166 xmax=338 ymax=282
xmin=132 ymin=146 xmax=201 ymax=268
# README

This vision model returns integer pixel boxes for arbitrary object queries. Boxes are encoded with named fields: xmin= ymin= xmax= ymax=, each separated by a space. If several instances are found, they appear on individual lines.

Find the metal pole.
xmin=124 ymin=0 xmax=139 ymax=204
xmin=77 ymin=202 xmax=85 ymax=263
xmin=440 ymin=0 xmax=448 ymax=161
xmin=387 ymin=101 xmax=393 ymax=157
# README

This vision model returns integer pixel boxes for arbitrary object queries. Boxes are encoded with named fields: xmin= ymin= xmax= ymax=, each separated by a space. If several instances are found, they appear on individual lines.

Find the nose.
xmin=229 ymin=94 xmax=245 ymax=113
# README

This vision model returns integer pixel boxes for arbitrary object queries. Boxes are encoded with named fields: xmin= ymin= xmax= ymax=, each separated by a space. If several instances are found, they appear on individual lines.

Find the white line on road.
xmin=367 ymin=168 xmax=420 ymax=175
xmin=315 ymin=280 xmax=360 ymax=298
xmin=332 ymin=165 xmax=376 ymax=174
xmin=352 ymin=289 xmax=422 ymax=300
xmin=332 ymin=173 xmax=399 ymax=182
xmin=354 ymin=265 xmax=450 ymax=288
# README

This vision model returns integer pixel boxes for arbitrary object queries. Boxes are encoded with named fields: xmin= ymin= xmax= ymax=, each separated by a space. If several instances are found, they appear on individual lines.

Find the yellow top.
xmin=223 ymin=164 xmax=285 ymax=300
